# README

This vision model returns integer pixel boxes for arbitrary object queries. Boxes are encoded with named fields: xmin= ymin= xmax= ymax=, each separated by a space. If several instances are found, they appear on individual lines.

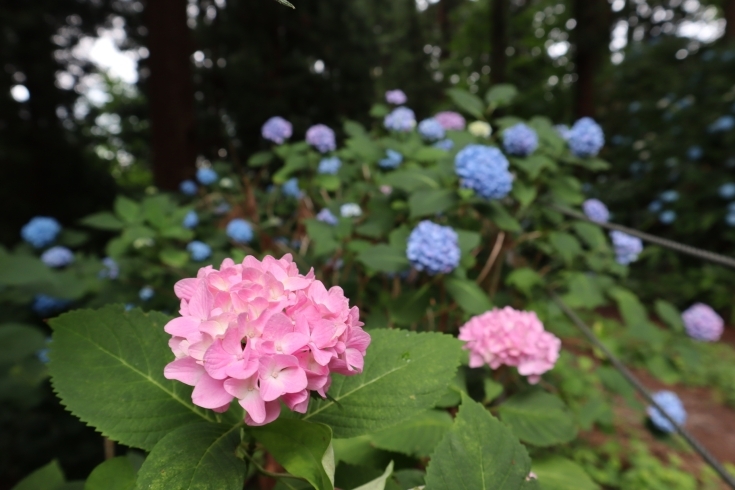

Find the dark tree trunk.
xmin=490 ymin=0 xmax=507 ymax=84
xmin=145 ymin=0 xmax=197 ymax=190
xmin=572 ymin=0 xmax=611 ymax=118
xmin=725 ymin=0 xmax=735 ymax=40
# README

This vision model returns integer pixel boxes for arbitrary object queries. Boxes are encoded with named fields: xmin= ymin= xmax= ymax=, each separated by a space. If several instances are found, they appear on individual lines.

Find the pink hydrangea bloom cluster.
xmin=458 ymin=307 xmax=561 ymax=384
xmin=682 ymin=303 xmax=724 ymax=342
xmin=163 ymin=254 xmax=370 ymax=426
xmin=434 ymin=111 xmax=466 ymax=131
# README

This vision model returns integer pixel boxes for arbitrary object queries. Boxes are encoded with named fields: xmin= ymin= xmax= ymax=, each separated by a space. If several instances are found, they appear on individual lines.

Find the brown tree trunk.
xmin=145 ymin=0 xmax=197 ymax=190
xmin=725 ymin=0 xmax=735 ymax=40
xmin=572 ymin=0 xmax=612 ymax=118
xmin=490 ymin=0 xmax=507 ymax=84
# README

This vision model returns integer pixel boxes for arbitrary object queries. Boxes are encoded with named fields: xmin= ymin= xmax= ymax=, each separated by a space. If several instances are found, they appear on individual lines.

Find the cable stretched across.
xmin=550 ymin=292 xmax=735 ymax=490
xmin=549 ymin=203 xmax=735 ymax=270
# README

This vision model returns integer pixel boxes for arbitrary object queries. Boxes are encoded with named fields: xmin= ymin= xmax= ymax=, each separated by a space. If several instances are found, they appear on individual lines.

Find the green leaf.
xmin=0 ymin=323 xmax=47 ymax=364
xmin=505 ymin=268 xmax=543 ymax=296
xmin=357 ymin=244 xmax=410 ymax=273
xmin=159 ymin=249 xmax=190 ymax=268
xmin=383 ymin=169 xmax=441 ymax=192
xmin=445 ymin=278 xmax=493 ymax=315
xmin=548 ymin=176 xmax=584 ymax=205
xmin=248 ymin=151 xmax=273 ymax=167
xmin=548 ymin=232 xmax=582 ymax=265
xmin=456 ymin=230 xmax=481 ymax=256
xmin=483 ymin=379 xmax=503 ymax=404
xmin=389 ymin=285 xmax=432 ymax=325
xmin=446 ymin=88 xmax=486 ymax=120
xmin=114 ymin=196 xmax=141 ymax=224
xmin=413 ymin=147 xmax=448 ymax=163
xmin=497 ymin=390 xmax=577 ymax=447
xmin=425 ymin=394 xmax=531 ymax=490
xmin=48 ymin=306 xmax=216 ymax=450
xmin=11 ymin=460 xmax=65 ymax=490
xmin=273 ymin=156 xmax=307 ymax=184
xmin=353 ymin=462 xmax=394 ymax=490
xmin=0 ymin=254 xmax=57 ymax=288
xmin=347 ymin=137 xmax=383 ymax=162
xmin=84 ymin=457 xmax=136 ymax=490
xmin=250 ymin=418 xmax=334 ymax=490
xmin=370 ymin=103 xmax=390 ymax=118
xmin=142 ymin=195 xmax=175 ymax=230
xmin=562 ymin=273 xmax=606 ymax=310
xmin=371 ymin=410 xmax=452 ymax=458
xmin=485 ymin=84 xmax=518 ymax=107
xmin=531 ymin=456 xmax=599 ymax=490
xmin=79 ymin=212 xmax=124 ymax=231
xmin=511 ymin=155 xmax=555 ymax=180
xmin=512 ymin=181 xmax=537 ymax=208
xmin=304 ymin=329 xmax=463 ymax=438
xmin=314 ymin=174 xmax=341 ymax=191
xmin=344 ymin=120 xmax=368 ymax=138
xmin=305 ymin=219 xmax=339 ymax=258
xmin=136 ymin=422 xmax=246 ymax=490
xmin=488 ymin=202 xmax=521 ymax=232
xmin=654 ymin=299 xmax=684 ymax=332
xmin=409 ymin=189 xmax=457 ymax=219
xmin=608 ymin=287 xmax=648 ymax=328
xmin=572 ymin=222 xmax=609 ymax=251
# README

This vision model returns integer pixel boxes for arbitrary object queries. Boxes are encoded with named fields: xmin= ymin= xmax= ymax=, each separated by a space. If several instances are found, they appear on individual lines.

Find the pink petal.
xmin=278 ymin=332 xmax=309 ymax=355
xmin=164 ymin=316 xmax=201 ymax=338
xmin=277 ymin=365 xmax=308 ymax=394
xmin=282 ymin=389 xmax=310 ymax=413
xmin=192 ymin=373 xmax=234 ymax=409
xmin=174 ymin=278 xmax=199 ymax=300
xmin=262 ymin=312 xmax=294 ymax=341
xmin=164 ymin=357 xmax=205 ymax=385
xmin=245 ymin=400 xmax=281 ymax=426
xmin=310 ymin=345 xmax=336 ymax=366
xmin=203 ymin=340 xmax=236 ymax=379
xmin=344 ymin=348 xmax=365 ymax=373
xmin=188 ymin=281 xmax=214 ymax=320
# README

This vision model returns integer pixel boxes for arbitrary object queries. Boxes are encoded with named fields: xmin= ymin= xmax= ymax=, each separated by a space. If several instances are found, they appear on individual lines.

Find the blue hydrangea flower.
xmin=41 ymin=246 xmax=74 ymax=268
xmin=306 ymin=124 xmax=336 ymax=153
xmin=659 ymin=210 xmax=677 ymax=224
xmin=648 ymin=200 xmax=663 ymax=213
xmin=647 ymin=390 xmax=686 ymax=433
xmin=660 ymin=190 xmax=679 ymax=202
xmin=261 ymin=116 xmax=293 ymax=144
xmin=316 ymin=208 xmax=338 ymax=226
xmin=417 ymin=118 xmax=445 ymax=141
xmin=554 ymin=125 xmax=571 ymax=141
xmin=196 ymin=168 xmax=218 ymax=185
xmin=454 ymin=145 xmax=513 ymax=200
xmin=728 ymin=202 xmax=735 ymax=213
xmin=385 ymin=90 xmax=407 ymax=105
xmin=182 ymin=210 xmax=199 ymax=229
xmin=21 ymin=217 xmax=61 ymax=248
xmin=226 ymin=218 xmax=254 ymax=244
xmin=139 ymin=286 xmax=154 ymax=301
xmin=317 ymin=157 xmax=342 ymax=175
xmin=727 ymin=212 xmax=735 ymax=227
xmin=568 ymin=118 xmax=605 ymax=158
xmin=502 ymin=123 xmax=538 ymax=157
xmin=187 ymin=241 xmax=211 ymax=261
xmin=610 ymin=231 xmax=643 ymax=265
xmin=628 ymin=101 xmax=642 ymax=113
xmin=407 ymin=221 xmax=460 ymax=275
xmin=707 ymin=115 xmax=734 ymax=133
xmin=213 ymin=202 xmax=231 ymax=215
xmin=179 ymin=179 xmax=198 ymax=196
xmin=687 ymin=146 xmax=703 ymax=161
xmin=384 ymin=107 xmax=416 ymax=132
xmin=582 ymin=199 xmax=610 ymax=223
xmin=32 ymin=295 xmax=71 ymax=317
xmin=36 ymin=338 xmax=51 ymax=364
xmin=124 ymin=304 xmax=135 ymax=311
xmin=282 ymin=178 xmax=302 ymax=199
xmin=99 ymin=257 xmax=119 ymax=279
xmin=719 ymin=183 xmax=735 ymax=199
xmin=433 ymin=139 xmax=454 ymax=151
xmin=340 ymin=203 xmax=362 ymax=218
xmin=379 ymin=149 xmax=403 ymax=169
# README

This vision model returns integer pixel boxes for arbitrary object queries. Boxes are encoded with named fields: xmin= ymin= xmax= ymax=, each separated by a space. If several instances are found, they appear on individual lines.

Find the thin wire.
xmin=549 ymin=203 xmax=735 ymax=270
xmin=550 ymin=292 xmax=735 ymax=490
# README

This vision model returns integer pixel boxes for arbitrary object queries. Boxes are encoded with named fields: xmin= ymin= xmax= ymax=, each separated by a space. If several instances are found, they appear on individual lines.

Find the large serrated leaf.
xmin=357 ymin=244 xmax=410 ymax=273
xmin=79 ymin=212 xmax=124 ymax=231
xmin=446 ymin=88 xmax=486 ymax=119
xmin=370 ymin=410 xmax=452 ymax=457
xmin=531 ymin=456 xmax=599 ymax=490
xmin=11 ymin=460 xmax=65 ymax=490
xmin=409 ymin=189 xmax=457 ymax=219
xmin=425 ymin=394 xmax=531 ymax=490
xmin=136 ymin=422 xmax=246 ymax=490
xmin=303 ymin=330 xmax=462 ymax=438
xmin=48 ymin=306 xmax=216 ymax=450
xmin=497 ymin=390 xmax=577 ymax=447
xmin=445 ymin=278 xmax=493 ymax=315
xmin=84 ymin=457 xmax=136 ymax=490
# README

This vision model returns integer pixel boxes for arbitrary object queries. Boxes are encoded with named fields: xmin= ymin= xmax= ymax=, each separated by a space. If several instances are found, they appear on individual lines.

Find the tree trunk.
xmin=725 ymin=0 xmax=735 ymax=40
xmin=490 ymin=0 xmax=507 ymax=84
xmin=145 ymin=0 xmax=197 ymax=190
xmin=572 ymin=0 xmax=611 ymax=118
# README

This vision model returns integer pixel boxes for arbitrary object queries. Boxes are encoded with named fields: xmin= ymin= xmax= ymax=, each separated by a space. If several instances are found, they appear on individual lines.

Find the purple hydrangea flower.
xmin=582 ymin=199 xmax=610 ymax=223
xmin=317 ymin=157 xmax=342 ymax=175
xmin=196 ymin=168 xmax=218 ymax=185
xmin=647 ymin=390 xmax=686 ymax=433
xmin=682 ymin=303 xmax=724 ymax=342
xmin=226 ymin=218 xmax=254 ymax=244
xmin=385 ymin=89 xmax=407 ymax=105
xmin=306 ymin=124 xmax=336 ymax=153
xmin=187 ymin=241 xmax=211 ymax=261
xmin=261 ymin=116 xmax=293 ymax=144
xmin=21 ymin=217 xmax=61 ymax=248
xmin=41 ymin=246 xmax=74 ymax=268
xmin=454 ymin=145 xmax=513 ymax=200
xmin=418 ymin=118 xmax=446 ymax=141
xmin=568 ymin=118 xmax=605 ymax=158
xmin=379 ymin=149 xmax=403 ymax=169
xmin=316 ymin=208 xmax=338 ymax=226
xmin=503 ymin=123 xmax=538 ymax=157
xmin=99 ymin=257 xmax=119 ymax=279
xmin=434 ymin=111 xmax=466 ymax=130
xmin=610 ymin=231 xmax=643 ymax=265
xmin=180 ymin=180 xmax=198 ymax=196
xmin=407 ymin=221 xmax=460 ymax=275
xmin=182 ymin=210 xmax=199 ymax=229
xmin=384 ymin=107 xmax=416 ymax=132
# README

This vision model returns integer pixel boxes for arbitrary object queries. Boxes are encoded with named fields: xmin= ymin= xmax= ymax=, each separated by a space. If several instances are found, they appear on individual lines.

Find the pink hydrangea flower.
xmin=682 ymin=303 xmax=724 ymax=342
xmin=458 ymin=307 xmax=560 ymax=384
xmin=434 ymin=111 xmax=466 ymax=131
xmin=163 ymin=254 xmax=370 ymax=426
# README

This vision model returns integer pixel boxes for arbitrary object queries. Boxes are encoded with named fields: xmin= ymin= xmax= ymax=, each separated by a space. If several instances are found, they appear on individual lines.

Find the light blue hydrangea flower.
xmin=41 ymin=246 xmax=74 ymax=268
xmin=454 ymin=145 xmax=513 ymax=200
xmin=261 ymin=116 xmax=293 ymax=144
xmin=32 ymin=295 xmax=71 ymax=317
xmin=99 ymin=257 xmax=119 ymax=280
xmin=213 ymin=202 xmax=231 ymax=215
xmin=628 ymin=101 xmax=642 ymax=113
xmin=340 ymin=203 xmax=362 ymax=218
xmin=659 ymin=210 xmax=677 ymax=224
xmin=417 ymin=118 xmax=445 ymax=141
xmin=317 ymin=157 xmax=342 ymax=175
xmin=36 ymin=338 xmax=51 ymax=364
xmin=610 ymin=231 xmax=643 ymax=265
xmin=502 ymin=123 xmax=538 ymax=157
xmin=179 ymin=179 xmax=198 ymax=196
xmin=648 ymin=201 xmax=663 ymax=213
xmin=407 ymin=221 xmax=460 ymax=275
xmin=554 ymin=125 xmax=571 ymax=140
xmin=21 ymin=217 xmax=61 ymax=248
xmin=707 ymin=115 xmax=734 ymax=133
xmin=384 ymin=107 xmax=416 ymax=132
xmin=433 ymin=139 xmax=454 ymax=151
xmin=379 ymin=149 xmax=403 ymax=169
xmin=187 ymin=241 xmax=211 ymax=261
xmin=687 ymin=146 xmax=703 ymax=161
xmin=582 ymin=199 xmax=610 ymax=223
xmin=727 ymin=212 xmax=735 ymax=227
xmin=660 ymin=190 xmax=679 ymax=202
xmin=282 ymin=178 xmax=302 ymax=199
xmin=647 ymin=390 xmax=686 ymax=433
xmin=718 ymin=183 xmax=735 ymax=199
xmin=226 ymin=219 xmax=254 ymax=244
xmin=316 ymin=208 xmax=338 ymax=226
xmin=196 ymin=168 xmax=218 ymax=185
xmin=182 ymin=210 xmax=199 ymax=229
xmin=568 ymin=117 xmax=605 ymax=158
xmin=139 ymin=286 xmax=154 ymax=301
